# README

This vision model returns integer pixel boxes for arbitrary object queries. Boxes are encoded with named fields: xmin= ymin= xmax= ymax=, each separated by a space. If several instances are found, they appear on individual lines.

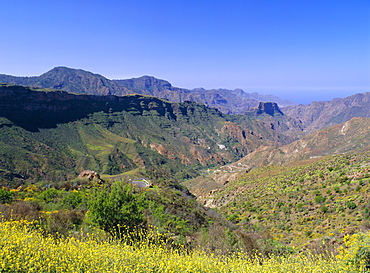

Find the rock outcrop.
xmin=78 ymin=170 xmax=103 ymax=183
xmin=245 ymin=102 xmax=284 ymax=117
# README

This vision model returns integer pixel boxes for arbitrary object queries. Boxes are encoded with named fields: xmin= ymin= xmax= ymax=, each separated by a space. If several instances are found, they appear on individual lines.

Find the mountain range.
xmin=1 ymin=67 xmax=368 ymax=133
xmin=283 ymin=93 xmax=370 ymax=133
xmin=0 ymin=66 xmax=297 ymax=114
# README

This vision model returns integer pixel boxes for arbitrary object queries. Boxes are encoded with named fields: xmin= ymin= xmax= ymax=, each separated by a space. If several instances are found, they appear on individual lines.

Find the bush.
xmin=38 ymin=188 xmax=62 ymax=203
xmin=61 ymin=191 xmax=85 ymax=210
xmin=88 ymin=182 xmax=145 ymax=236
xmin=320 ymin=205 xmax=328 ymax=213
xmin=346 ymin=201 xmax=357 ymax=210
xmin=40 ymin=210 xmax=84 ymax=237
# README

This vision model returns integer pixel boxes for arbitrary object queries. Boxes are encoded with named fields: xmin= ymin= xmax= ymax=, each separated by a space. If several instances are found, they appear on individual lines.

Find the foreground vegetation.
xmin=1 ymin=220 xmax=369 ymax=272
xmin=0 ymin=177 xmax=257 ymax=255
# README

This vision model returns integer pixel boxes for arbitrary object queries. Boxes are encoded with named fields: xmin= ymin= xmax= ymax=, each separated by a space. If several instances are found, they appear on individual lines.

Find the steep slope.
xmin=184 ymin=118 xmax=370 ymax=247
xmin=283 ymin=93 xmax=370 ymax=133
xmin=0 ymin=67 xmax=297 ymax=114
xmin=0 ymin=83 xmax=292 ymax=186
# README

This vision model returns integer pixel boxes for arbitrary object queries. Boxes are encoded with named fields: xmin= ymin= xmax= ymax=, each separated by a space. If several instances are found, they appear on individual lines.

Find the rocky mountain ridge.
xmin=0 ymin=66 xmax=297 ymax=114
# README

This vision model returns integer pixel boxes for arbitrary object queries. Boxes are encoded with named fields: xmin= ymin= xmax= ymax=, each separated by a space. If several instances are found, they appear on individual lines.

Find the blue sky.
xmin=1 ymin=0 xmax=369 ymax=104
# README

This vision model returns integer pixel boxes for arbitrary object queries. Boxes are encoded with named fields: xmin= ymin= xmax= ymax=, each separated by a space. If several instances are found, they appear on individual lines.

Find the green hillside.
xmin=194 ymin=152 xmax=370 ymax=248
xmin=0 ymin=83 xmax=292 ymax=187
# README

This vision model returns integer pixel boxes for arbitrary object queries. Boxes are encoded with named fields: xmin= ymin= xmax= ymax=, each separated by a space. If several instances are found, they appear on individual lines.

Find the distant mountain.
xmin=230 ymin=89 xmax=298 ymax=108
xmin=0 ymin=67 xmax=130 ymax=96
xmin=0 ymin=83 xmax=295 ymax=186
xmin=283 ymin=93 xmax=370 ymax=133
xmin=0 ymin=67 xmax=297 ymax=114
xmin=233 ymin=116 xmax=370 ymax=170
xmin=244 ymin=102 xmax=304 ymax=139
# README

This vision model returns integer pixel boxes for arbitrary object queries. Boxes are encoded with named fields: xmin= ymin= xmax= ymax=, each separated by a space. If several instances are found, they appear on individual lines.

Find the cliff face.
xmin=229 ymin=116 xmax=370 ymax=170
xmin=184 ymin=116 xmax=370 ymax=206
xmin=245 ymin=102 xmax=284 ymax=116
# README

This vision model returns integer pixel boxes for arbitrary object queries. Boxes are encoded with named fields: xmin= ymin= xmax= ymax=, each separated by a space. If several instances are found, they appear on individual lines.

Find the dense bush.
xmin=0 ymin=188 xmax=13 ymax=204
xmin=88 ymin=182 xmax=146 ymax=236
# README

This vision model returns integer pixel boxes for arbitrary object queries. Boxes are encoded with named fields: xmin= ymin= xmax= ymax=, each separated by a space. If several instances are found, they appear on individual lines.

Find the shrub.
xmin=61 ymin=191 xmax=85 ymax=210
xmin=320 ymin=205 xmax=328 ymax=213
xmin=38 ymin=188 xmax=62 ymax=203
xmin=314 ymin=195 xmax=326 ymax=204
xmin=334 ymin=186 xmax=341 ymax=193
xmin=88 ymin=182 xmax=145 ymax=236
xmin=0 ymin=189 xmax=13 ymax=204
xmin=346 ymin=201 xmax=357 ymax=210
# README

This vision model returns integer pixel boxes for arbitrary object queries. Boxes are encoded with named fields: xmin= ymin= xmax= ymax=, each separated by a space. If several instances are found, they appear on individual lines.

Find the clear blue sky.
xmin=1 ymin=0 xmax=369 ymax=104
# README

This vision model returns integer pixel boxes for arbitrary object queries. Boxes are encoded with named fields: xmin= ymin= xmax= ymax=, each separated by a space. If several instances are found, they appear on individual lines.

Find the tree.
xmin=88 ymin=182 xmax=145 ymax=236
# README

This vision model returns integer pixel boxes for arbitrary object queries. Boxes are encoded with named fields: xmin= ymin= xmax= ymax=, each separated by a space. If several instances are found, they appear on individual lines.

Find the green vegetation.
xmin=88 ymin=182 xmax=145 ymax=235
xmin=1 ymin=83 xmax=370 ymax=270
xmin=205 ymin=152 xmax=370 ymax=247
xmin=0 ymin=177 xmax=255 ymax=254
xmin=0 ymin=84 xmax=291 ymax=187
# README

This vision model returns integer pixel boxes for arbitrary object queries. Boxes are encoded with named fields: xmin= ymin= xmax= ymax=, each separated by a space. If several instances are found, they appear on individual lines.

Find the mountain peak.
xmin=41 ymin=66 xmax=105 ymax=78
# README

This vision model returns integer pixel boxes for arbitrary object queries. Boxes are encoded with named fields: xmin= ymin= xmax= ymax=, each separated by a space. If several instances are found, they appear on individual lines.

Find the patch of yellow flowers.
xmin=0 ymin=220 xmax=366 ymax=272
